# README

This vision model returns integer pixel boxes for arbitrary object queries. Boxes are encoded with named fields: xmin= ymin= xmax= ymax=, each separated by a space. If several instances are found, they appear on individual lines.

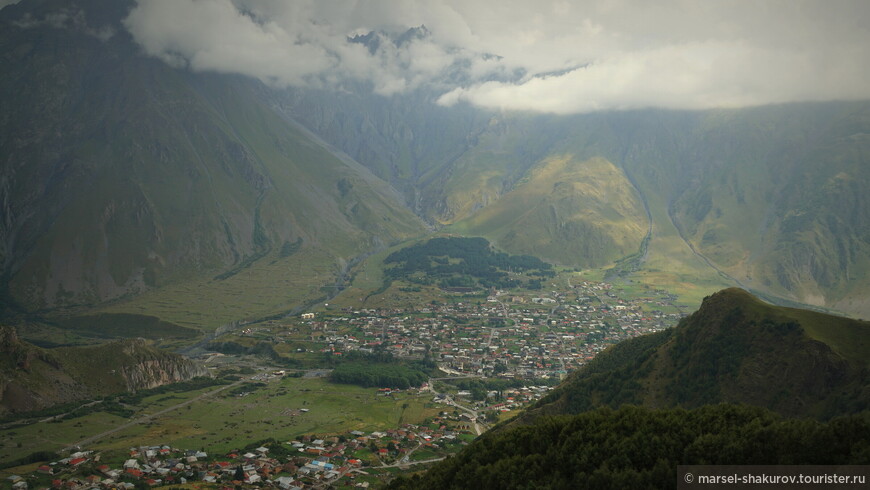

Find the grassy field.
xmin=733 ymin=292 xmax=870 ymax=368
xmin=0 ymin=384 xmax=225 ymax=464
xmin=88 ymin=247 xmax=342 ymax=333
xmin=52 ymin=313 xmax=199 ymax=342
xmin=0 ymin=412 xmax=130 ymax=462
xmin=0 ymin=376 xmax=441 ymax=467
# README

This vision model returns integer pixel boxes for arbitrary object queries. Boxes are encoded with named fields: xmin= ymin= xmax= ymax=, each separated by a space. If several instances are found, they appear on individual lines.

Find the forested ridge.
xmin=525 ymin=288 xmax=870 ymax=421
xmin=388 ymin=289 xmax=870 ymax=488
xmin=388 ymin=404 xmax=870 ymax=489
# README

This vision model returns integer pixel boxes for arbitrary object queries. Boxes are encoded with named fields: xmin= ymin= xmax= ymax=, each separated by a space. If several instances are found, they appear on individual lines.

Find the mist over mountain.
xmin=2 ymin=3 xmax=870 ymax=486
xmin=1 ymin=0 xmax=869 ymax=321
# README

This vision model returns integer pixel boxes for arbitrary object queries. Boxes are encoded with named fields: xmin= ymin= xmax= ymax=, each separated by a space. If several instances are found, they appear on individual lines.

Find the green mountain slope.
xmin=451 ymin=155 xmax=648 ymax=267
xmin=2 ymin=0 xmax=869 ymax=324
xmin=660 ymin=106 xmax=870 ymax=316
xmin=453 ymin=107 xmax=870 ymax=315
xmin=520 ymin=288 xmax=870 ymax=421
xmin=0 ymin=2 xmax=424 ymax=318
xmin=289 ymin=99 xmax=870 ymax=316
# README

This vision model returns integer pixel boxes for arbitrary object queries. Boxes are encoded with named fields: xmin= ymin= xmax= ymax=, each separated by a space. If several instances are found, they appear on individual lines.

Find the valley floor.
xmin=1 ymin=274 xmax=690 ymax=488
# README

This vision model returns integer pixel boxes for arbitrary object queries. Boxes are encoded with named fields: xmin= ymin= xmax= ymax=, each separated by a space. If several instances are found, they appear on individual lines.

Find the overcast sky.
xmin=119 ymin=0 xmax=870 ymax=114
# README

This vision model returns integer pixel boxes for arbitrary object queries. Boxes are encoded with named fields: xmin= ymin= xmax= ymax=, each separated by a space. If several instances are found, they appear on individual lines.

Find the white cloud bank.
xmin=123 ymin=0 xmax=870 ymax=113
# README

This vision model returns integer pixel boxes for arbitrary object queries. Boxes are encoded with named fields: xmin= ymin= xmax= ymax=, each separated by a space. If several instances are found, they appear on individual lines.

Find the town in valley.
xmin=2 ymin=278 xmax=687 ymax=489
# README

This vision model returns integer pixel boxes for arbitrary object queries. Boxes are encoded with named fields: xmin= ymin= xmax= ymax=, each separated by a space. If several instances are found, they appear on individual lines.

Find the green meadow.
xmin=0 ymin=376 xmax=440 ymax=467
xmin=89 ymin=247 xmax=342 ymax=333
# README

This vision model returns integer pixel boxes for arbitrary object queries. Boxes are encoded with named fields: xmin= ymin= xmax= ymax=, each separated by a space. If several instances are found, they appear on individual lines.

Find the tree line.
xmin=383 ymin=237 xmax=554 ymax=290
xmin=388 ymin=404 xmax=870 ymax=489
xmin=329 ymin=362 xmax=429 ymax=389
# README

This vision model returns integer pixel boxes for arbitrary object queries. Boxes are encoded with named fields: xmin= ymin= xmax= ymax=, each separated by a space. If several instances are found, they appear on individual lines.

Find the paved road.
xmin=397 ymin=441 xmax=424 ymax=465
xmin=380 ymin=455 xmax=446 ymax=469
xmin=444 ymin=396 xmax=487 ymax=435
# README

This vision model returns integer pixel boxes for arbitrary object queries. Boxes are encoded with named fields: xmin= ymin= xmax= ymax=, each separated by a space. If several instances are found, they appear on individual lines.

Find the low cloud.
xmin=11 ymin=6 xmax=115 ymax=41
xmin=123 ymin=0 xmax=332 ymax=86
xmin=123 ymin=0 xmax=870 ymax=113
xmin=438 ymin=40 xmax=870 ymax=113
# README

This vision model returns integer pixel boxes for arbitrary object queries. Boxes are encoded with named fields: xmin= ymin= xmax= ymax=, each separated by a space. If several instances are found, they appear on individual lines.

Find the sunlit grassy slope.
xmin=735 ymin=291 xmax=870 ymax=368
xmin=428 ymin=105 xmax=870 ymax=316
xmin=450 ymin=155 xmax=648 ymax=268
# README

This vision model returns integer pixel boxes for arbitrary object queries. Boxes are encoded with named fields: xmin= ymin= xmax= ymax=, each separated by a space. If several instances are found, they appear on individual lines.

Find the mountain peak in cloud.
xmin=118 ymin=0 xmax=870 ymax=113
xmin=348 ymin=24 xmax=431 ymax=55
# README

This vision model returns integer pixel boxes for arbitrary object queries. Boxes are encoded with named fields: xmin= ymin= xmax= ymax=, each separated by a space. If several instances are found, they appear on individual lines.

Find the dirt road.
xmin=63 ymin=378 xmax=246 ymax=452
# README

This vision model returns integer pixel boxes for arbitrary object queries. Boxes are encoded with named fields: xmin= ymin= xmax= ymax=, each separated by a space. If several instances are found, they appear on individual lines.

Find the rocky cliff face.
xmin=117 ymin=339 xmax=209 ymax=391
xmin=0 ymin=327 xmax=209 ymax=414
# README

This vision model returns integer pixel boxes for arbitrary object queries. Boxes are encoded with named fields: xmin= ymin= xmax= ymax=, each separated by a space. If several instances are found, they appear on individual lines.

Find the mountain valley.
xmin=1 ymin=0 xmax=870 ymax=487
xmin=2 ymin=1 xmax=870 ymax=325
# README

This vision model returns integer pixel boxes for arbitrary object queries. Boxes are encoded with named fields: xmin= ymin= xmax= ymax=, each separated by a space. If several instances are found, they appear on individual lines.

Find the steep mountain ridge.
xmin=1 ymin=0 xmax=869 ymax=323
xmin=659 ymin=105 xmax=870 ymax=315
xmin=0 ymin=1 xmax=424 ymax=313
xmin=278 ymin=93 xmax=870 ymax=315
xmin=454 ymin=107 xmax=870 ymax=314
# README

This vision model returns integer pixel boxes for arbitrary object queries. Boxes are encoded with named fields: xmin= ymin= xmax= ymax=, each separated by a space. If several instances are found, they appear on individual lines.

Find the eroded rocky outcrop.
xmin=0 ymin=327 xmax=209 ymax=414
xmin=117 ymin=339 xmax=209 ymax=391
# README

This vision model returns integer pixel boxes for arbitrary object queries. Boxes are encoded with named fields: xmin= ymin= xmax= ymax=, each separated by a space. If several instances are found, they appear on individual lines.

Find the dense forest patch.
xmin=383 ymin=237 xmax=554 ymax=290
xmin=326 ymin=351 xmax=435 ymax=389
xmin=388 ymin=404 xmax=870 ymax=489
